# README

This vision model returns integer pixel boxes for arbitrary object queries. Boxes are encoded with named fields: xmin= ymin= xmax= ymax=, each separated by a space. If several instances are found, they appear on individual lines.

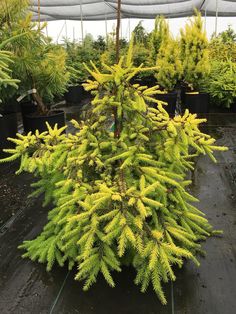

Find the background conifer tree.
xmin=180 ymin=11 xmax=210 ymax=91
xmin=149 ymin=16 xmax=170 ymax=65
xmin=156 ymin=36 xmax=183 ymax=91
xmin=0 ymin=38 xmax=227 ymax=304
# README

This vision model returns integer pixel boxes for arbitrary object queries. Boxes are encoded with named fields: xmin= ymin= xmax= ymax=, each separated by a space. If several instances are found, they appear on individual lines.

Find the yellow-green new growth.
xmin=0 ymin=39 xmax=227 ymax=305
xmin=156 ymin=36 xmax=183 ymax=91
xmin=149 ymin=16 xmax=170 ymax=65
xmin=180 ymin=11 xmax=210 ymax=90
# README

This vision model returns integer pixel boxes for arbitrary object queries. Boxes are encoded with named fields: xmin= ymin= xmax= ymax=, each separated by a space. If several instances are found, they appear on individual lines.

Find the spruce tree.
xmin=0 ymin=39 xmax=227 ymax=304
xmin=0 ymin=47 xmax=18 ymax=99
xmin=149 ymin=16 xmax=170 ymax=65
xmin=180 ymin=11 xmax=210 ymax=91
xmin=156 ymin=36 xmax=183 ymax=91
xmin=0 ymin=35 xmax=25 ymax=103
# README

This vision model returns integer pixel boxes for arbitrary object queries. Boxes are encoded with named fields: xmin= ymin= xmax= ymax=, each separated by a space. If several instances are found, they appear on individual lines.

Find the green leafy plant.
xmin=180 ymin=11 xmax=210 ymax=91
xmin=209 ymin=27 xmax=236 ymax=63
xmin=202 ymin=60 xmax=236 ymax=108
xmin=216 ymin=25 xmax=236 ymax=43
xmin=100 ymin=33 xmax=128 ymax=66
xmin=0 ymin=39 xmax=227 ymax=304
xmin=156 ymin=36 xmax=183 ymax=91
xmin=64 ymin=36 xmax=101 ymax=85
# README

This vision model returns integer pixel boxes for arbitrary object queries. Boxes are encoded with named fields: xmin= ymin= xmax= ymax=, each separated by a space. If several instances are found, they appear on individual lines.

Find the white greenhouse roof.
xmin=31 ymin=1 xmax=236 ymax=21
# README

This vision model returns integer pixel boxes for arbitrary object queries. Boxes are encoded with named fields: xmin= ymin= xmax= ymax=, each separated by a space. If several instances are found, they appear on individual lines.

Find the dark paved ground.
xmin=0 ymin=113 xmax=236 ymax=314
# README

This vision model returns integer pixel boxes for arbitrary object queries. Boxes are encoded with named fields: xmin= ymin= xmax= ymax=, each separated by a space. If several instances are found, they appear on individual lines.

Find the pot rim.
xmin=24 ymin=109 xmax=65 ymax=119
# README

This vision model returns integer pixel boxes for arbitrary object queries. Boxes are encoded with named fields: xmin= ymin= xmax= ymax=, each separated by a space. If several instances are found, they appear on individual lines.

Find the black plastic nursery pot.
xmin=23 ymin=110 xmax=65 ymax=134
xmin=64 ymin=85 xmax=84 ymax=104
xmin=230 ymin=100 xmax=236 ymax=113
xmin=2 ymin=99 xmax=21 ymax=113
xmin=0 ymin=112 xmax=18 ymax=157
xmin=155 ymin=92 xmax=177 ymax=114
xmin=130 ymin=75 xmax=156 ymax=87
xmin=184 ymin=92 xmax=209 ymax=114
xmin=208 ymin=102 xmax=236 ymax=114
xmin=20 ymin=100 xmax=38 ymax=132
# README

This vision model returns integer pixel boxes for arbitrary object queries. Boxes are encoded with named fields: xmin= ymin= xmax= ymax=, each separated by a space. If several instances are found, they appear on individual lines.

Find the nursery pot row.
xmin=154 ymin=92 xmax=210 ymax=114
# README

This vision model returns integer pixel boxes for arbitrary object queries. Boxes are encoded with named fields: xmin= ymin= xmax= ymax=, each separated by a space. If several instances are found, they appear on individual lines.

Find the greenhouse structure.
xmin=0 ymin=1 xmax=236 ymax=313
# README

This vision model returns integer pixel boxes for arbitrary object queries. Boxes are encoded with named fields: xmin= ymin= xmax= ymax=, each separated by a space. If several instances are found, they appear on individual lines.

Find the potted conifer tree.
xmin=149 ymin=16 xmax=170 ymax=66
xmin=1 ymin=39 xmax=227 ymax=304
xmin=155 ymin=35 xmax=183 ymax=114
xmin=202 ymin=60 xmax=236 ymax=111
xmin=1 ymin=0 xmax=71 ymax=133
xmin=204 ymin=26 xmax=236 ymax=112
xmin=148 ymin=16 xmax=181 ymax=113
xmin=63 ymin=40 xmax=86 ymax=104
xmin=180 ymin=11 xmax=210 ymax=113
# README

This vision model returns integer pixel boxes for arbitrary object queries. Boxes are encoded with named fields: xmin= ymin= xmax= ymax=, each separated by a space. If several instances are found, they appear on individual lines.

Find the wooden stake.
xmin=38 ymin=0 xmax=41 ymax=27
xmin=116 ymin=0 xmax=121 ymax=63
xmin=128 ymin=18 xmax=131 ymax=41
xmin=215 ymin=0 xmax=219 ymax=35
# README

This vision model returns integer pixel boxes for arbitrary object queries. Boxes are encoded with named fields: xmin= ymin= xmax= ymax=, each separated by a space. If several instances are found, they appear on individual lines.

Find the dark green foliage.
xmin=133 ymin=21 xmax=148 ymax=45
xmin=202 ymin=60 xmax=236 ymax=108
xmin=217 ymin=25 xmax=236 ymax=43
xmin=64 ymin=35 xmax=103 ymax=84
xmin=93 ymin=36 xmax=106 ymax=52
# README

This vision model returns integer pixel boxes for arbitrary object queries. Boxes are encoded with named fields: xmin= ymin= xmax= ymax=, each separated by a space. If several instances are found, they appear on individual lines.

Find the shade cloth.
xmin=30 ymin=0 xmax=236 ymax=21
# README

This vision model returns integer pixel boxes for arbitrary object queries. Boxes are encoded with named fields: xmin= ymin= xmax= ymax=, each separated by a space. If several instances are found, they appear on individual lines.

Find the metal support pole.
xmin=65 ymin=20 xmax=68 ymax=39
xmin=116 ymin=0 xmax=121 ymax=63
xmin=73 ymin=26 xmax=75 ymax=42
xmin=46 ymin=23 xmax=48 ymax=37
xmin=215 ymin=0 xmax=219 ymax=35
xmin=80 ymin=0 xmax=84 ymax=43
xmin=204 ymin=10 xmax=207 ymax=31
xmin=105 ymin=12 xmax=108 ymax=45
xmin=56 ymin=22 xmax=66 ymax=43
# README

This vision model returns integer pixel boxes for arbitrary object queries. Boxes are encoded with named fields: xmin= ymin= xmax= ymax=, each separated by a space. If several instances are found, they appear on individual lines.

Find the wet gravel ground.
xmin=0 ymin=112 xmax=236 ymax=314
